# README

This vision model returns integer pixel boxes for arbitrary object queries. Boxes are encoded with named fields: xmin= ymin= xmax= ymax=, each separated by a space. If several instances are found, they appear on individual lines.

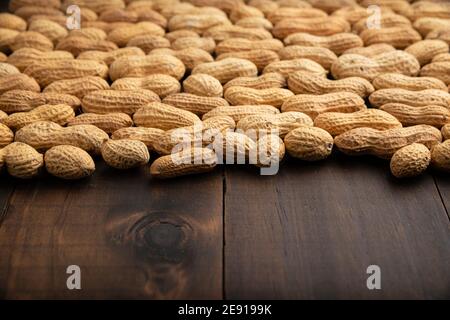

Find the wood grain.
xmin=224 ymin=154 xmax=450 ymax=299
xmin=0 ymin=162 xmax=223 ymax=299
xmin=434 ymin=174 xmax=450 ymax=220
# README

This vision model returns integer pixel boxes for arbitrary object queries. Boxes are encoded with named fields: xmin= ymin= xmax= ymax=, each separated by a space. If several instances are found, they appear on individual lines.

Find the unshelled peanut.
xmin=390 ymin=143 xmax=431 ymax=178
xmin=101 ymin=139 xmax=150 ymax=169
xmin=284 ymin=126 xmax=333 ymax=161
xmin=431 ymin=140 xmax=450 ymax=172
xmin=380 ymin=103 xmax=450 ymax=128
xmin=163 ymin=93 xmax=229 ymax=116
xmin=372 ymin=73 xmax=448 ymax=92
xmin=0 ymin=90 xmax=80 ymax=113
xmin=45 ymin=145 xmax=95 ymax=179
xmin=2 ymin=142 xmax=43 ymax=178
xmin=67 ymin=113 xmax=133 ymax=134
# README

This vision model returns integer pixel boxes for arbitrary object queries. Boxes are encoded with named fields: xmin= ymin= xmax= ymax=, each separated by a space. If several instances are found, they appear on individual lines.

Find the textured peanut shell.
xmin=101 ymin=139 xmax=150 ymax=169
xmin=420 ymin=61 xmax=450 ymax=85
xmin=413 ymin=17 xmax=450 ymax=37
xmin=360 ymin=27 xmax=422 ymax=49
xmin=0 ymin=62 xmax=19 ymax=77
xmin=314 ymin=109 xmax=402 ymax=136
xmin=334 ymin=125 xmax=442 ymax=159
xmin=288 ymin=72 xmax=374 ymax=97
xmin=229 ymin=4 xmax=264 ymax=23
xmin=263 ymin=58 xmax=327 ymax=78
xmin=69 ymin=27 xmax=107 ymax=41
xmin=353 ymin=13 xmax=411 ymax=34
xmin=380 ymin=103 xmax=450 ymax=128
xmin=225 ymin=86 xmax=294 ymax=108
xmin=151 ymin=47 xmax=214 ymax=71
xmin=369 ymin=89 xmax=450 ymax=108
xmin=167 ymin=14 xmax=231 ymax=33
xmin=150 ymin=147 xmax=218 ymax=179
xmin=390 ymin=143 xmax=431 ymax=178
xmin=28 ymin=19 xmax=68 ymax=44
xmin=163 ymin=93 xmax=229 ymax=116
xmin=373 ymin=73 xmax=448 ymax=92
xmin=0 ymin=90 xmax=80 ymax=113
xmin=43 ymin=76 xmax=110 ymax=99
xmin=171 ymin=36 xmax=215 ymax=53
xmin=343 ymin=43 xmax=396 ymax=57
xmin=82 ymin=89 xmax=160 ymax=115
xmin=281 ymin=92 xmax=366 ymax=119
xmin=0 ymin=52 xmax=6 ymax=62
xmin=56 ymin=36 xmax=118 ymax=57
xmin=78 ymin=47 xmax=145 ymax=66
xmin=252 ymin=134 xmax=285 ymax=168
xmin=111 ymin=127 xmax=165 ymax=151
xmin=223 ymin=73 xmax=286 ymax=91
xmin=67 ymin=113 xmax=133 ymax=134
xmin=133 ymin=102 xmax=201 ymax=130
xmin=45 ymin=145 xmax=95 ymax=179
xmin=272 ymin=17 xmax=350 ymax=39
xmin=127 ymin=34 xmax=170 ymax=53
xmin=267 ymin=7 xmax=327 ymax=24
xmin=431 ymin=140 xmax=450 ymax=172
xmin=0 ymin=12 xmax=27 ymax=31
xmin=442 ymin=124 xmax=450 ymax=140
xmin=183 ymin=74 xmax=223 ymax=97
xmin=217 ymin=49 xmax=279 ymax=72
xmin=202 ymin=105 xmax=280 ymax=122
xmin=165 ymin=29 xmax=200 ymax=42
xmin=0 ymin=73 xmax=40 ymax=95
xmin=215 ymin=38 xmax=283 ymax=55
xmin=405 ymin=40 xmax=449 ymax=66
xmin=111 ymin=74 xmax=180 ymax=98
xmin=284 ymin=32 xmax=363 ymax=55
xmin=432 ymin=53 xmax=450 ymax=63
xmin=61 ymin=0 xmax=125 ymax=14
xmin=426 ymin=28 xmax=450 ymax=45
xmin=217 ymin=131 xmax=256 ymax=161
xmin=10 ymin=31 xmax=54 ymax=52
xmin=204 ymin=25 xmax=272 ymax=42
xmin=278 ymin=45 xmax=337 ymax=70
xmin=0 ymin=110 xmax=7 ymax=120
xmin=107 ymin=22 xmax=165 ymax=47
xmin=7 ymin=48 xmax=74 ymax=72
xmin=284 ymin=126 xmax=333 ymax=161
xmin=0 ymin=123 xmax=13 ymax=147
xmin=235 ymin=16 xmax=273 ymax=30
xmin=2 ymin=142 xmax=43 ymax=178
xmin=192 ymin=58 xmax=258 ymax=84
xmin=11 ymin=0 xmax=60 ymax=11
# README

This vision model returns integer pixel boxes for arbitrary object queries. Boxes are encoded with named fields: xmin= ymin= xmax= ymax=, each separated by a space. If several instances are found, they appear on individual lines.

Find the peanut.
xmin=151 ymin=47 xmax=214 ymax=71
xmin=390 ymin=143 xmax=431 ymax=178
xmin=215 ymin=131 xmax=256 ymax=162
xmin=369 ymin=89 xmax=450 ymax=108
xmin=0 ymin=52 xmax=6 ymax=62
xmin=0 ymin=90 xmax=80 ymax=113
xmin=82 ymin=89 xmax=160 ymax=115
xmin=44 ymin=145 xmax=95 ymax=179
xmin=127 ymin=34 xmax=170 ymax=53
xmin=0 ymin=110 xmax=6 ymax=120
xmin=432 ymin=53 xmax=450 ymax=63
xmin=281 ymin=92 xmax=366 ymax=119
xmin=215 ymin=38 xmax=283 ymax=55
xmin=43 ymin=76 xmax=110 ymax=99
xmin=2 ymin=142 xmax=43 ymax=178
xmin=408 ymin=1 xmax=450 ymax=21
xmin=0 ymin=28 xmax=19 ymax=51
xmin=150 ymin=147 xmax=218 ymax=179
xmin=278 ymin=45 xmax=337 ymax=70
xmin=111 ymin=127 xmax=165 ymax=151
xmin=111 ymin=74 xmax=180 ymax=99
xmin=442 ymin=124 xmax=450 ymax=140
xmin=229 ymin=4 xmax=264 ymax=23
xmin=56 ymin=36 xmax=118 ymax=57
xmin=0 ymin=123 xmax=14 ymax=147
xmin=426 ymin=28 xmax=450 ymax=45
xmin=284 ymin=126 xmax=333 ymax=161
xmin=165 ymin=29 xmax=200 ymax=42
xmin=405 ymin=39 xmax=449 ymax=66
xmin=7 ymin=47 xmax=74 ymax=72
xmin=183 ymin=74 xmax=223 ymax=98
xmin=380 ymin=103 xmax=450 ymax=128
xmin=225 ymin=86 xmax=294 ymax=107
xmin=331 ymin=51 xmax=420 ymax=81
xmin=0 ymin=62 xmax=20 ymax=77
xmin=431 ymin=140 xmax=450 ymax=172
xmin=162 ymin=93 xmax=229 ymax=116
xmin=223 ymin=73 xmax=286 ymax=91
xmin=353 ymin=13 xmax=411 ymax=34
xmin=15 ymin=121 xmax=109 ymax=154
xmin=77 ymin=47 xmax=145 ymax=66
xmin=202 ymin=105 xmax=280 ymax=122
xmin=343 ymin=43 xmax=396 ymax=57
xmin=334 ymin=125 xmax=442 ymax=159
xmin=171 ymin=36 xmax=215 ymax=53
xmin=0 ymin=13 xmax=27 ymax=31
xmin=28 ymin=19 xmax=68 ymax=43
xmin=67 ymin=113 xmax=133 ymax=134
xmin=14 ymin=6 xmax=62 ymax=20
xmin=24 ymin=59 xmax=109 ymax=87
xmin=273 ymin=16 xmax=350 ymax=39
xmin=252 ymin=134 xmax=285 ymax=168
xmin=109 ymin=54 xmax=185 ymax=81
xmin=99 ymin=8 xmax=138 ymax=23
xmin=101 ymin=139 xmax=150 ymax=169
xmin=192 ymin=58 xmax=257 ymax=84
xmin=107 ymin=22 xmax=165 ymax=47
xmin=284 ymin=32 xmax=363 ymax=55
xmin=69 ymin=27 xmax=107 ymax=41
xmin=133 ymin=102 xmax=201 ymax=130
xmin=413 ymin=17 xmax=450 ymax=37
xmin=360 ymin=27 xmax=422 ymax=49
xmin=0 ymin=74 xmax=40 ymax=95
xmin=10 ymin=31 xmax=54 ymax=52
xmin=263 ymin=58 xmax=327 ymax=78
xmin=61 ymin=0 xmax=125 ymax=14
xmin=267 ymin=7 xmax=327 ymax=24
xmin=314 ymin=109 xmax=402 ymax=136
xmin=235 ymin=17 xmax=273 ymax=30
xmin=217 ymin=49 xmax=279 ymax=72
xmin=420 ymin=61 xmax=450 ymax=85
xmin=308 ymin=0 xmax=357 ymax=14
xmin=331 ymin=5 xmax=378 ymax=24
xmin=204 ymin=25 xmax=273 ymax=42
xmin=373 ymin=73 xmax=448 ymax=92
xmin=288 ymin=72 xmax=374 ymax=98
xmin=168 ymin=14 xmax=231 ymax=34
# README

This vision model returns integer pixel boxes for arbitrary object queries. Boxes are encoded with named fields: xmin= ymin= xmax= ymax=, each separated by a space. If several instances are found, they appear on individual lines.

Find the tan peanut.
xmin=0 ymin=62 xmax=20 ymax=77
xmin=284 ymin=32 xmax=363 ymax=55
xmin=278 ymin=45 xmax=337 ymax=70
xmin=127 ymin=34 xmax=170 ymax=53
xmin=151 ymin=47 xmax=214 ymax=71
xmin=331 ymin=5 xmax=379 ymax=24
xmin=248 ymin=0 xmax=279 ymax=16
xmin=28 ymin=15 xmax=67 ymax=28
xmin=314 ymin=109 xmax=402 ymax=136
xmin=223 ymin=73 xmax=285 ymax=91
xmin=420 ymin=61 xmax=450 ymax=85
xmin=229 ymin=4 xmax=264 ymax=23
xmin=162 ymin=93 xmax=229 ymax=116
xmin=165 ymin=29 xmax=199 ymax=42
xmin=308 ymin=0 xmax=358 ymax=14
xmin=150 ymin=147 xmax=218 ymax=179
xmin=168 ymin=14 xmax=231 ymax=34
xmin=0 ymin=12 xmax=27 ymax=31
xmin=202 ymin=105 xmax=280 ymax=122
xmin=215 ymin=131 xmax=256 ymax=161
xmin=343 ymin=43 xmax=396 ymax=57
xmin=0 ymin=90 xmax=80 ymax=113
xmin=288 ymin=72 xmax=374 ymax=98
xmin=369 ymin=89 xmax=450 ymax=108
xmin=82 ymin=89 xmax=160 ymax=115
xmin=0 ymin=28 xmax=19 ymax=51
xmin=2 ymin=142 xmax=43 ymax=178
xmin=101 ymin=139 xmax=150 ymax=169
xmin=0 ymin=123 xmax=14 ymax=147
xmin=44 ymin=145 xmax=95 ymax=179
xmin=432 ymin=53 xmax=450 ymax=63
xmin=217 ymin=49 xmax=279 ymax=72
xmin=43 ymin=76 xmax=110 ymax=99
xmin=133 ymin=102 xmax=201 ymax=130
xmin=215 ymin=38 xmax=283 ymax=55
xmin=408 ymin=1 xmax=450 ymax=21
xmin=426 ymin=28 xmax=450 ymax=45
xmin=0 ymin=52 xmax=6 ymax=62
xmin=281 ymin=92 xmax=366 ymax=119
xmin=267 ymin=7 xmax=327 ymax=24
xmin=353 ymin=13 xmax=411 ymax=34
xmin=2 ymin=104 xmax=75 ymax=130
xmin=360 ymin=27 xmax=422 ymax=49
xmin=111 ymin=127 xmax=165 ymax=151
xmin=0 ymin=74 xmax=40 ymax=95
xmin=24 ymin=59 xmax=108 ymax=87
xmin=15 ymin=121 xmax=109 ymax=154
xmin=56 ymin=36 xmax=118 ymax=57
xmin=284 ymin=126 xmax=333 ymax=161
xmin=390 ymin=143 xmax=431 ymax=178
xmin=69 ymin=27 xmax=107 ymax=41
xmin=237 ymin=112 xmax=313 ymax=138
xmin=431 ymin=140 xmax=450 ymax=172
xmin=373 ymin=73 xmax=448 ymax=92
xmin=334 ymin=125 xmax=442 ymax=159
xmin=204 ymin=25 xmax=273 ymax=42
xmin=109 ymin=54 xmax=185 ymax=81
xmin=413 ymin=17 xmax=450 ymax=37
xmin=442 ymin=124 xmax=450 ymax=140
xmin=10 ymin=31 xmax=54 ymax=52
xmin=7 ymin=48 xmax=73 ymax=72
xmin=331 ymin=51 xmax=420 ymax=81
xmin=107 ymin=22 xmax=165 ymax=47
xmin=14 ymin=6 xmax=63 ymax=20
xmin=263 ymin=58 xmax=327 ymax=78
xmin=0 ymin=110 xmax=6 ymax=120
xmin=272 ymin=17 xmax=350 ymax=39
xmin=28 ymin=19 xmax=68 ymax=43
xmin=235 ymin=16 xmax=273 ymax=30
xmin=183 ymin=74 xmax=223 ymax=97
xmin=405 ymin=40 xmax=449 ymax=66
xmin=225 ymin=86 xmax=294 ymax=108
xmin=380 ymin=103 xmax=450 ymax=128
xmin=171 ymin=36 xmax=215 ymax=53
xmin=252 ymin=134 xmax=285 ymax=168
xmin=61 ymin=0 xmax=125 ymax=13
xmin=67 ymin=113 xmax=133 ymax=134
xmin=192 ymin=58 xmax=257 ymax=84
xmin=111 ymin=74 xmax=180 ymax=98
xmin=99 ymin=8 xmax=138 ymax=23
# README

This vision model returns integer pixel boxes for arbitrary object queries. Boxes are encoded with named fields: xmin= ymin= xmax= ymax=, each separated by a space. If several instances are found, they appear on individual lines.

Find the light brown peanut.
xmin=267 ymin=7 xmax=327 ymax=24
xmin=107 ymin=22 xmax=165 ymax=47
xmin=7 ymin=47 xmax=73 ymax=72
xmin=0 ymin=62 xmax=20 ymax=77
xmin=82 ymin=89 xmax=160 ymax=115
xmin=235 ymin=16 xmax=273 ymax=30
xmin=127 ymin=34 xmax=170 ymax=53
xmin=2 ymin=142 xmax=43 ymax=178
xmin=44 ymin=145 xmax=95 ymax=179
xmin=281 ymin=92 xmax=366 ymax=119
xmin=0 ymin=90 xmax=80 ymax=113
xmin=432 ymin=53 xmax=450 ymax=63
xmin=225 ymin=86 xmax=294 ymax=107
xmin=69 ymin=27 xmax=106 ymax=41
xmin=431 ymin=140 xmax=450 ymax=172
xmin=28 ymin=19 xmax=68 ymax=43
xmin=183 ymin=74 xmax=223 ymax=98
xmin=0 ymin=123 xmax=14 ymax=147
xmin=10 ymin=31 xmax=54 ymax=52
xmin=405 ymin=39 xmax=449 ymax=66
xmin=217 ymin=49 xmax=279 ymax=72
xmin=426 ymin=28 xmax=450 ymax=45
xmin=101 ymin=139 xmax=150 ymax=169
xmin=215 ymin=131 xmax=256 ymax=162
xmin=202 ymin=104 xmax=280 ymax=122
xmin=204 ymin=25 xmax=273 ymax=42
xmin=284 ymin=32 xmax=363 ymax=55
xmin=278 ymin=45 xmax=337 ymax=70
xmin=373 ymin=73 xmax=448 ymax=92
xmin=353 ymin=13 xmax=411 ymax=34
xmin=442 ymin=124 xmax=450 ymax=140
xmin=167 ymin=14 xmax=231 ymax=34
xmin=360 ymin=27 xmax=422 ymax=49
xmin=67 ymin=113 xmax=133 ymax=134
xmin=252 ymin=134 xmax=285 ymax=168
xmin=284 ymin=126 xmax=333 ymax=161
xmin=111 ymin=127 xmax=165 ymax=151
xmin=215 ymin=38 xmax=283 ymax=55
xmin=334 ymin=125 xmax=442 ymax=159
xmin=165 ymin=29 xmax=200 ymax=42
xmin=272 ymin=17 xmax=350 ymax=39
xmin=162 ymin=93 xmax=229 ymax=116
xmin=390 ymin=143 xmax=431 ymax=178
xmin=0 ymin=74 xmax=40 ymax=95
xmin=229 ymin=4 xmax=264 ymax=23
xmin=420 ymin=61 xmax=450 ymax=85
xmin=192 ymin=58 xmax=257 ymax=84
xmin=343 ymin=43 xmax=396 ymax=57
xmin=111 ymin=74 xmax=180 ymax=98
xmin=171 ymin=36 xmax=215 ymax=53
xmin=78 ymin=47 xmax=145 ymax=66
xmin=151 ymin=47 xmax=214 ymax=71
xmin=0 ymin=52 xmax=6 ymax=62
xmin=223 ymin=73 xmax=285 ymax=91
xmin=380 ymin=103 xmax=450 ymax=128
xmin=0 ymin=12 xmax=27 ymax=31
xmin=413 ymin=17 xmax=450 ymax=37
xmin=369 ymin=89 xmax=450 ymax=108
xmin=56 ymin=36 xmax=118 ymax=57
xmin=263 ymin=58 xmax=327 ymax=78
xmin=43 ymin=76 xmax=110 ymax=99
xmin=0 ymin=28 xmax=19 ymax=51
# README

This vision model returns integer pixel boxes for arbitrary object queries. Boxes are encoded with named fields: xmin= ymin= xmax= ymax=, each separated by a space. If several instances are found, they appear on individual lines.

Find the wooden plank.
xmin=434 ymin=174 xmax=450 ymax=219
xmin=0 ymin=175 xmax=15 ymax=226
xmin=0 ymin=162 xmax=223 ymax=299
xmin=224 ymin=154 xmax=450 ymax=299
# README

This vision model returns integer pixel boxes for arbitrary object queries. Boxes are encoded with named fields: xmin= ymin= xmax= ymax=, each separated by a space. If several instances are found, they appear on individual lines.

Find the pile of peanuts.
xmin=0 ymin=0 xmax=450 ymax=179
